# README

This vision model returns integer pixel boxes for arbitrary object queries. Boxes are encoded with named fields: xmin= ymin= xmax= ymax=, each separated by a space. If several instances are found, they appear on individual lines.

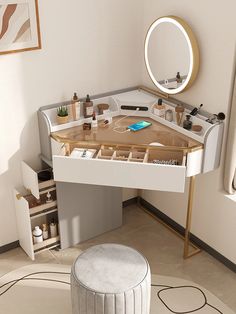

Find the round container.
xmin=33 ymin=226 xmax=43 ymax=244
xmin=50 ymin=222 xmax=58 ymax=238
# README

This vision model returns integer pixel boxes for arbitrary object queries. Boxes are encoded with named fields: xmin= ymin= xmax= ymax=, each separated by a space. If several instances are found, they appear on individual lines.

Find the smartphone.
xmin=128 ymin=120 xmax=152 ymax=132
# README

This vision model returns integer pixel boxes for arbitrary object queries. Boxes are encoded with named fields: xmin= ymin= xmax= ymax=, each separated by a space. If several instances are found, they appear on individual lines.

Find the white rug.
xmin=0 ymin=264 xmax=234 ymax=314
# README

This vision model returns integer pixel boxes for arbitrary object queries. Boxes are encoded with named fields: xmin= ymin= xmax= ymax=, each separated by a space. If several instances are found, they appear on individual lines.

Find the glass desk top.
xmin=51 ymin=116 xmax=202 ymax=150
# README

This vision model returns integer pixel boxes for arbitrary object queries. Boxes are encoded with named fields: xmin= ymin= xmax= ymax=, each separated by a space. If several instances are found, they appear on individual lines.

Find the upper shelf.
xmin=42 ymin=89 xmax=219 ymax=145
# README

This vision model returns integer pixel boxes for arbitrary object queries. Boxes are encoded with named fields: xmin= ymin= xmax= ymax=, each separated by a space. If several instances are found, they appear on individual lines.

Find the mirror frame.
xmin=144 ymin=16 xmax=200 ymax=95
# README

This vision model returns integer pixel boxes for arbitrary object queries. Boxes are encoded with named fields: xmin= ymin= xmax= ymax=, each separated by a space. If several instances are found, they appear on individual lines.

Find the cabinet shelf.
xmin=30 ymin=203 xmax=57 ymax=218
xmin=14 ymin=163 xmax=60 ymax=261
xmin=33 ymin=236 xmax=60 ymax=253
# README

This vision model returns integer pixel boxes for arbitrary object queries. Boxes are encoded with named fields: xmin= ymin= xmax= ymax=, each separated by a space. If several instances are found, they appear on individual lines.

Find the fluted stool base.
xmin=71 ymin=244 xmax=151 ymax=314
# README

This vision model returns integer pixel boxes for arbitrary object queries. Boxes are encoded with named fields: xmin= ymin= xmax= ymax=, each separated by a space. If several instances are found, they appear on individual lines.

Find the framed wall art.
xmin=0 ymin=0 xmax=41 ymax=55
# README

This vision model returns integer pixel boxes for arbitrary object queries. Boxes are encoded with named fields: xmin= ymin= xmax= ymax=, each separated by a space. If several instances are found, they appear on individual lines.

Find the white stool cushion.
xmin=71 ymin=243 xmax=151 ymax=314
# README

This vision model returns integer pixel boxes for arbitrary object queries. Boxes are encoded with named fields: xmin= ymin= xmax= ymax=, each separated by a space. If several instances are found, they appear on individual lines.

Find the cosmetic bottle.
xmin=50 ymin=220 xmax=58 ymax=237
xmin=154 ymin=99 xmax=165 ymax=117
xmin=165 ymin=109 xmax=173 ymax=122
xmin=190 ymin=104 xmax=203 ymax=116
xmin=183 ymin=115 xmax=192 ymax=130
xmin=71 ymin=92 xmax=80 ymax=120
xmin=46 ymin=191 xmax=53 ymax=203
xmin=83 ymin=94 xmax=93 ymax=118
xmin=176 ymin=72 xmax=182 ymax=83
xmin=175 ymin=105 xmax=184 ymax=126
xmin=92 ymin=112 xmax=98 ymax=128
xmin=33 ymin=226 xmax=43 ymax=244
xmin=42 ymin=224 xmax=49 ymax=240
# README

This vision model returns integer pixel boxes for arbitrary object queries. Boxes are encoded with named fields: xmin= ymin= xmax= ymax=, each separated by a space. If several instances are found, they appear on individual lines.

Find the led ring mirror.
xmin=145 ymin=16 xmax=199 ymax=95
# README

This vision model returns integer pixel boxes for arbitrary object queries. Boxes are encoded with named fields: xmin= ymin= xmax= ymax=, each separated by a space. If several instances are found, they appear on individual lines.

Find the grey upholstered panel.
xmin=56 ymin=183 xmax=122 ymax=249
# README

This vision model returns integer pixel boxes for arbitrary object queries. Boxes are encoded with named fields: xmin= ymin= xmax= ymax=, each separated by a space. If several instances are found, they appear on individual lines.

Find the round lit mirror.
xmin=144 ymin=16 xmax=199 ymax=95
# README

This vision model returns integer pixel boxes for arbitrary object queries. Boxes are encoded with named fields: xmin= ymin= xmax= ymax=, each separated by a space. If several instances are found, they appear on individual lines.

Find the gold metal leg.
xmin=183 ymin=176 xmax=201 ymax=259
xmin=137 ymin=177 xmax=201 ymax=259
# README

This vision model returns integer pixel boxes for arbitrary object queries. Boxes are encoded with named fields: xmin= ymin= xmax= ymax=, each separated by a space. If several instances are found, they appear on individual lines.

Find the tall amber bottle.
xmin=83 ymin=94 xmax=93 ymax=118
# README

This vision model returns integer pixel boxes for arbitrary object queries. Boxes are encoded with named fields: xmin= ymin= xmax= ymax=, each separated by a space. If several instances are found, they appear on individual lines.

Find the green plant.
xmin=57 ymin=105 xmax=68 ymax=117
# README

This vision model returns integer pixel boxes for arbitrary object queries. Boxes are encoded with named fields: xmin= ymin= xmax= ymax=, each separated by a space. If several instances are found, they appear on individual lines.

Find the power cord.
xmin=113 ymin=108 xmax=140 ymax=134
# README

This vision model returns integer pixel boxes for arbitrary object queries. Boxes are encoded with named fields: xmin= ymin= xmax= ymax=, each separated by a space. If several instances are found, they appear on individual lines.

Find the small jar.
xmin=183 ymin=115 xmax=192 ymax=130
xmin=165 ymin=109 xmax=173 ymax=122
xmin=50 ymin=221 xmax=58 ymax=237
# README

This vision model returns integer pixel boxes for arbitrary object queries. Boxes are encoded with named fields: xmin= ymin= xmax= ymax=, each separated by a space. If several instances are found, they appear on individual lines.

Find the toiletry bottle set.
xmin=32 ymin=220 xmax=58 ymax=244
xmin=153 ymin=100 xmax=204 ymax=133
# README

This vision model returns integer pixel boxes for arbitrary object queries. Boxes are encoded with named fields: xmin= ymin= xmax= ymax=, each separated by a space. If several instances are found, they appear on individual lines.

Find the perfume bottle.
xmin=92 ymin=112 xmax=98 ymax=128
xmin=154 ymin=99 xmax=165 ymax=117
xmin=183 ymin=115 xmax=192 ymax=130
xmin=176 ymin=72 xmax=182 ymax=83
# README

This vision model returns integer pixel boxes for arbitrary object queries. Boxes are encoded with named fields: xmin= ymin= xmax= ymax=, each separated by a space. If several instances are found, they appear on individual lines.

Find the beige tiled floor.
xmin=1 ymin=204 xmax=236 ymax=311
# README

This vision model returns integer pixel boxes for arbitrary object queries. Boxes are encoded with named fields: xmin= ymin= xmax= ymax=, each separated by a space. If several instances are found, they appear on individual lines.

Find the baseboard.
xmin=122 ymin=197 xmax=138 ymax=208
xmin=139 ymin=197 xmax=236 ymax=273
xmin=0 ymin=241 xmax=19 ymax=254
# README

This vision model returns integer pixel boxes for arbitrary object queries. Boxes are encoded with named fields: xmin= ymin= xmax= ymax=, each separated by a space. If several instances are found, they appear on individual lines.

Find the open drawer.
xmin=53 ymin=145 xmax=187 ymax=193
xmin=22 ymin=161 xmax=55 ymax=199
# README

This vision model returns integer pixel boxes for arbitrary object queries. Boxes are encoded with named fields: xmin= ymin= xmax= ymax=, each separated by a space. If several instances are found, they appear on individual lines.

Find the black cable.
xmin=0 ymin=271 xmax=70 ymax=297
xmin=0 ymin=272 xmax=225 ymax=314
xmin=152 ymin=284 xmax=224 ymax=314
xmin=207 ymin=303 xmax=223 ymax=314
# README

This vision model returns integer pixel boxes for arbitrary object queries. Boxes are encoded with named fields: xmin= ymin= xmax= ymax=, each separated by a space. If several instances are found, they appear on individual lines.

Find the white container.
xmin=75 ymin=101 xmax=81 ymax=120
xmin=42 ymin=224 xmax=49 ymax=240
xmin=50 ymin=222 xmax=58 ymax=237
xmin=154 ymin=107 xmax=165 ymax=117
xmin=33 ymin=226 xmax=43 ymax=244
xmin=92 ymin=118 xmax=98 ymax=128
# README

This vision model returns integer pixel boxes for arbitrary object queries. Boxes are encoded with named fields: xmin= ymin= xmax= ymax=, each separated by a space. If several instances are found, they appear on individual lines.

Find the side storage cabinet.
xmin=13 ymin=162 xmax=60 ymax=260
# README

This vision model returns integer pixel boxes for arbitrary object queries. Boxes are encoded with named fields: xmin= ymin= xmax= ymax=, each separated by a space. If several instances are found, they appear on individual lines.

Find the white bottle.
xmin=75 ymin=101 xmax=81 ymax=120
xmin=50 ymin=221 xmax=58 ymax=237
xmin=92 ymin=112 xmax=98 ymax=128
xmin=33 ymin=226 xmax=43 ymax=244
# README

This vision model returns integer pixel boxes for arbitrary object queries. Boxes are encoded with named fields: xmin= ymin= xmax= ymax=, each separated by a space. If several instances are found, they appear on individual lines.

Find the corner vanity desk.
xmin=14 ymin=86 xmax=223 ymax=260
xmin=13 ymin=16 xmax=224 ymax=260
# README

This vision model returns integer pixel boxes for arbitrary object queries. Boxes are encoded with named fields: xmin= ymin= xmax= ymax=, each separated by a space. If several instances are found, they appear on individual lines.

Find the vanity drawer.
xmin=22 ymin=161 xmax=55 ymax=199
xmin=53 ymin=155 xmax=186 ymax=192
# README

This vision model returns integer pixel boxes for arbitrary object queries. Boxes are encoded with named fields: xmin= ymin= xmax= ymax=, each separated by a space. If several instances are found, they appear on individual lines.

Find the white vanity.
xmin=14 ymin=16 xmax=225 ymax=260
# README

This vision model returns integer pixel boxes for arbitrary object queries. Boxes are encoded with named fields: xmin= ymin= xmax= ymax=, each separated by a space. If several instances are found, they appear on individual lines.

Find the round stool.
xmin=71 ymin=244 xmax=151 ymax=314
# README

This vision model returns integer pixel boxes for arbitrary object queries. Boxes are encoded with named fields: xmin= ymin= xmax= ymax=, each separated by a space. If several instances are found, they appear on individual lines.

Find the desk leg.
xmin=183 ymin=176 xmax=201 ymax=259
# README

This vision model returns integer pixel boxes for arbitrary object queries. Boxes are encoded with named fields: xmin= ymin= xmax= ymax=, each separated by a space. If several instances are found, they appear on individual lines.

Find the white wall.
xmin=2 ymin=0 xmax=236 ymax=265
xmin=141 ymin=0 xmax=236 ymax=263
xmin=0 ymin=0 xmax=142 ymax=246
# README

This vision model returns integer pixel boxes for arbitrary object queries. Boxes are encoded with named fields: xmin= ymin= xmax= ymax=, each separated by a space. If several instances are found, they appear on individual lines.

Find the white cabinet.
xmin=14 ymin=162 xmax=60 ymax=260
